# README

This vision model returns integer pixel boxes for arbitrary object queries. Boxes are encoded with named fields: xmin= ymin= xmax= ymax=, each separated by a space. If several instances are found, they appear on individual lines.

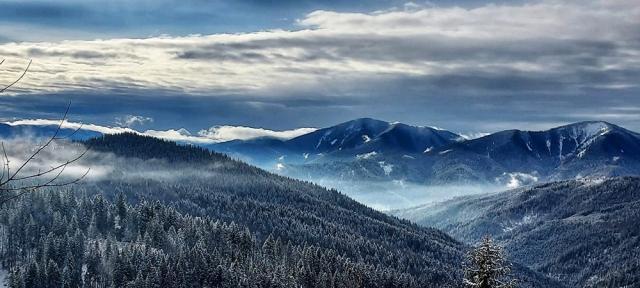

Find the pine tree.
xmin=23 ymin=262 xmax=39 ymax=288
xmin=8 ymin=268 xmax=23 ymax=288
xmin=45 ymin=259 xmax=62 ymax=288
xmin=463 ymin=236 xmax=516 ymax=288
xmin=115 ymin=192 xmax=127 ymax=240
xmin=61 ymin=266 xmax=72 ymax=288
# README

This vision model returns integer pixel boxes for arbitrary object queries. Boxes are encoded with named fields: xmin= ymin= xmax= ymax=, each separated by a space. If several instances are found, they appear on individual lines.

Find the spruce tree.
xmin=463 ymin=236 xmax=516 ymax=288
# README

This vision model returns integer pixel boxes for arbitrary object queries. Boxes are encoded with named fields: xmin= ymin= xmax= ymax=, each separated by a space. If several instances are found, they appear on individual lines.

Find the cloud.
xmin=1 ymin=0 xmax=639 ymax=132
xmin=3 ymin=119 xmax=315 ymax=144
xmin=0 ymin=137 xmax=112 ymax=181
xmin=0 ymin=0 xmax=636 ymax=96
xmin=197 ymin=125 xmax=317 ymax=142
xmin=498 ymin=172 xmax=539 ymax=189
xmin=6 ymin=119 xmax=136 ymax=134
xmin=142 ymin=128 xmax=217 ymax=144
xmin=115 ymin=115 xmax=154 ymax=127
xmin=141 ymin=126 xmax=318 ymax=143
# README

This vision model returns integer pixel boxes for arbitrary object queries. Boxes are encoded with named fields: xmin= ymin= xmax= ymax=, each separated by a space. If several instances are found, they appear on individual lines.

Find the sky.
xmin=0 ymin=0 xmax=639 ymax=138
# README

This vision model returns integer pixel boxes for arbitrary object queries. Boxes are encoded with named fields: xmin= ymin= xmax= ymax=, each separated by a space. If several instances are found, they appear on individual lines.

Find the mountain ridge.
xmin=392 ymin=176 xmax=640 ymax=287
xmin=5 ymin=118 xmax=640 ymax=188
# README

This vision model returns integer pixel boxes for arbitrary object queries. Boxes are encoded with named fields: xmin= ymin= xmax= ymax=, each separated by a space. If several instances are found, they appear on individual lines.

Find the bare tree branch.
xmin=0 ymin=142 xmax=8 ymax=184
xmin=0 ymin=60 xmax=90 ymax=204
xmin=11 ymin=145 xmax=90 ymax=181
xmin=0 ymin=102 xmax=71 ymax=187
xmin=0 ymin=59 xmax=31 ymax=93
xmin=0 ymin=169 xmax=89 ymax=204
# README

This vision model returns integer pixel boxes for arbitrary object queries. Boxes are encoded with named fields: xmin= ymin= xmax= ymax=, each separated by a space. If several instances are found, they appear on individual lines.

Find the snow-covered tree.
xmin=463 ymin=235 xmax=516 ymax=288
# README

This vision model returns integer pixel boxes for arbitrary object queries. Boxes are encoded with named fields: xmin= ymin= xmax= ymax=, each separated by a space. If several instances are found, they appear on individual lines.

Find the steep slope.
xmin=84 ymin=133 xmax=463 ymax=286
xmin=394 ymin=177 xmax=640 ymax=287
xmin=78 ymin=133 xmax=562 ymax=287
xmin=285 ymin=118 xmax=394 ymax=155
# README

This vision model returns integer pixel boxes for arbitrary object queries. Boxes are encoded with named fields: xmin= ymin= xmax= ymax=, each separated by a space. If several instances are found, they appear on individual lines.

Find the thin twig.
xmin=55 ymin=123 xmax=85 ymax=140
xmin=12 ymin=145 xmax=90 ymax=181
xmin=0 ymin=102 xmax=70 ymax=186
xmin=0 ymin=59 xmax=32 ymax=93
xmin=0 ymin=168 xmax=90 ymax=192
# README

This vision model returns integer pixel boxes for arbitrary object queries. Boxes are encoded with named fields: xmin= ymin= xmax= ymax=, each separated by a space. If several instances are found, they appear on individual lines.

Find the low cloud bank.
xmin=4 ymin=119 xmax=316 ymax=143
xmin=197 ymin=126 xmax=316 ymax=142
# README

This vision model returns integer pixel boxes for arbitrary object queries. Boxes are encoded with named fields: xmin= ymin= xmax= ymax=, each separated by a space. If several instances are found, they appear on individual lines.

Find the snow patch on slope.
xmin=502 ymin=214 xmax=538 ymax=232
xmin=356 ymin=151 xmax=378 ymax=160
xmin=378 ymin=161 xmax=393 ymax=175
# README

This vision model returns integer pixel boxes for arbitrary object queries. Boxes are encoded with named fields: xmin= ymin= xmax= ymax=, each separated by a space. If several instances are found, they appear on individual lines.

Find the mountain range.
xmin=208 ymin=119 xmax=640 ymax=187
xmin=5 ymin=118 xmax=640 ymax=194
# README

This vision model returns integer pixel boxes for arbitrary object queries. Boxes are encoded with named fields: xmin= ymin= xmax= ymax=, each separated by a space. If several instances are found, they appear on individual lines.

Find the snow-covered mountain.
xmin=210 ymin=120 xmax=640 ymax=186
xmin=208 ymin=118 xmax=462 ymax=167
xmin=4 ymin=118 xmax=640 ymax=187
xmin=431 ymin=121 xmax=638 ymax=165
xmin=425 ymin=121 xmax=640 ymax=183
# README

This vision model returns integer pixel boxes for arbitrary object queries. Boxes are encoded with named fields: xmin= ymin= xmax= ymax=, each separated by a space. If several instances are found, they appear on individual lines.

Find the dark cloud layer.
xmin=1 ymin=0 xmax=639 ymax=134
xmin=2 ymin=79 xmax=640 ymax=135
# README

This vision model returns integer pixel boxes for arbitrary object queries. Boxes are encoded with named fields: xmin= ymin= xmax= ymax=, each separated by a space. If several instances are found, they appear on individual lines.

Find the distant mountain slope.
xmin=429 ymin=121 xmax=640 ymax=179
xmin=0 ymin=123 xmax=102 ymax=140
xmin=393 ymin=177 xmax=640 ymax=287
xmin=77 ymin=133 xmax=562 ymax=287
xmin=286 ymin=118 xmax=461 ymax=156
xmin=8 ymin=119 xmax=640 ymax=187
xmin=231 ymin=120 xmax=640 ymax=187
xmin=208 ymin=118 xmax=461 ymax=167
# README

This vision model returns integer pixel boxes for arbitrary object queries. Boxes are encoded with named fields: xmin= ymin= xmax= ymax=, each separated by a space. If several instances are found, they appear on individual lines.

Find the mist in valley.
xmin=298 ymin=178 xmax=509 ymax=211
xmin=1 ymin=134 xmax=535 ymax=214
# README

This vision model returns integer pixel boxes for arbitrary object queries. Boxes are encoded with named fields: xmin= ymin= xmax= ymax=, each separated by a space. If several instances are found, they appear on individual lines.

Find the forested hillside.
xmin=0 ymin=190 xmax=430 ymax=287
xmin=0 ymin=134 xmax=561 ymax=287
xmin=0 ymin=133 xmax=447 ymax=287
xmin=82 ymin=134 xmax=465 ymax=286
xmin=394 ymin=177 xmax=640 ymax=287
xmin=0 ymin=133 xmax=565 ymax=287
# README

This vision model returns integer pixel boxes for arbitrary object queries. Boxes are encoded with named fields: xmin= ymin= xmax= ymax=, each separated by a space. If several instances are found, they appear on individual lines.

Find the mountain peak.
xmin=550 ymin=121 xmax=626 ymax=142
xmin=556 ymin=120 xmax=617 ymax=131
xmin=337 ymin=117 xmax=390 ymax=127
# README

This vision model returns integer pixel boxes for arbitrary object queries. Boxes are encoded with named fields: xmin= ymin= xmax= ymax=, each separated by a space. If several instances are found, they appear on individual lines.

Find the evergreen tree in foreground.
xmin=463 ymin=236 xmax=516 ymax=288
